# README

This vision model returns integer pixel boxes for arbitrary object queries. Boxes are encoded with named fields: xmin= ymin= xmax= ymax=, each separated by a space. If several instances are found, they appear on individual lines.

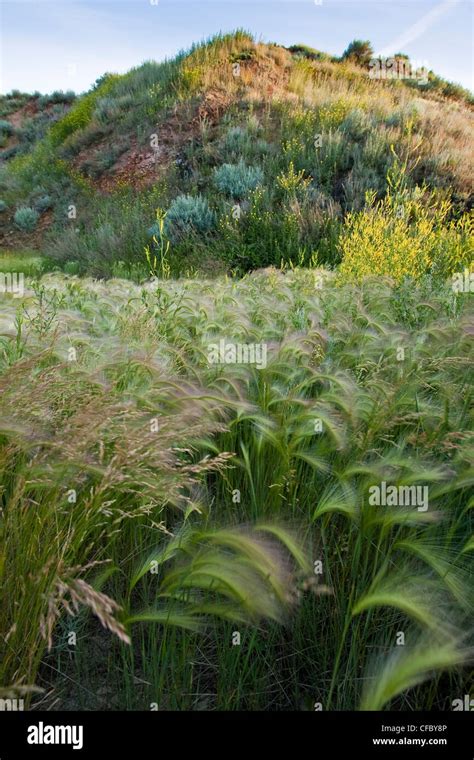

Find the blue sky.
xmin=1 ymin=0 xmax=472 ymax=94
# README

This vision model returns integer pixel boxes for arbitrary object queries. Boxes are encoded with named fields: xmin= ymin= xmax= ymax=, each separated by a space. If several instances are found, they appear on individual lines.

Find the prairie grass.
xmin=0 ymin=250 xmax=45 ymax=276
xmin=0 ymin=268 xmax=472 ymax=710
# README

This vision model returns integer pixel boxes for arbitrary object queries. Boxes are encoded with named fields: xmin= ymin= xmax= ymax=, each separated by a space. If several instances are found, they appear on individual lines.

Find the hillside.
xmin=0 ymin=31 xmax=473 ymax=715
xmin=0 ymin=31 xmax=472 ymax=278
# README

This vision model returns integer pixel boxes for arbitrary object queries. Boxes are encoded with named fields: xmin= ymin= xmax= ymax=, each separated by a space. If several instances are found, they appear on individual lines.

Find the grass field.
xmin=0 ymin=268 xmax=472 ymax=710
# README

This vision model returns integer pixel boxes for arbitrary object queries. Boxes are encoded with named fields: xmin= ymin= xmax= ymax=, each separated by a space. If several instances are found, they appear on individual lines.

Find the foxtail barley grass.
xmin=0 ymin=268 xmax=472 ymax=709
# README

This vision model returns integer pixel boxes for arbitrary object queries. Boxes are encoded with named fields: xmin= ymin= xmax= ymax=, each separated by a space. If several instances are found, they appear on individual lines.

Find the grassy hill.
xmin=0 ymin=31 xmax=472 ymax=278
xmin=0 ymin=32 xmax=472 ymax=712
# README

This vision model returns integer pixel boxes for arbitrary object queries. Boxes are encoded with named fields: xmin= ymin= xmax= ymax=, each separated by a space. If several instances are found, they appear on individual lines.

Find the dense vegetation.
xmin=0 ymin=32 xmax=472 ymax=712
xmin=0 ymin=269 xmax=472 ymax=710
xmin=0 ymin=32 xmax=472 ymax=279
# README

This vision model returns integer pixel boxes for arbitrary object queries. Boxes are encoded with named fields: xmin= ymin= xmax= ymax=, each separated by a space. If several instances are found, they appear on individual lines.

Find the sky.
xmin=0 ymin=0 xmax=472 ymax=94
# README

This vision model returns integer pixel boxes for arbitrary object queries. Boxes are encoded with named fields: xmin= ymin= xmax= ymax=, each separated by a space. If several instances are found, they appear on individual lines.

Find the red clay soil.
xmin=0 ymin=89 xmax=236 ymax=249
xmin=0 ymin=209 xmax=53 ymax=250
xmin=95 ymin=136 xmax=161 ymax=192
xmin=8 ymin=99 xmax=39 ymax=129
xmin=1 ymin=100 xmax=39 ymax=153
xmin=94 ymin=92 xmax=233 ymax=193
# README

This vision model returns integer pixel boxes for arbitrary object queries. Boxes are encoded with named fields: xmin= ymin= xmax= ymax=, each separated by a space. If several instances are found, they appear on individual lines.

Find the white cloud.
xmin=376 ymin=0 xmax=461 ymax=57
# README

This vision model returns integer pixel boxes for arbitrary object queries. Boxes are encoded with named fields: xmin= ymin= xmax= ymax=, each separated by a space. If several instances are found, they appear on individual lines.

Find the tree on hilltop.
xmin=341 ymin=40 xmax=374 ymax=68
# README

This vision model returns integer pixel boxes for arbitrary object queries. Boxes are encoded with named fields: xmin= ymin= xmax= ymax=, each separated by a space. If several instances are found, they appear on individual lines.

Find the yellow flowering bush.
xmin=430 ymin=213 xmax=474 ymax=278
xmin=179 ymin=66 xmax=204 ymax=95
xmin=318 ymin=99 xmax=352 ymax=130
xmin=339 ymin=189 xmax=473 ymax=283
xmin=49 ymin=74 xmax=122 ymax=146
xmin=276 ymin=161 xmax=311 ymax=195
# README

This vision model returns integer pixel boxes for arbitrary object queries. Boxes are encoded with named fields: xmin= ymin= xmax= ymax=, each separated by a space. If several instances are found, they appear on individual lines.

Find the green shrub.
xmin=288 ymin=44 xmax=332 ymax=62
xmin=60 ymin=121 xmax=111 ymax=159
xmin=34 ymin=194 xmax=53 ymax=213
xmin=229 ymin=49 xmax=255 ymax=63
xmin=341 ymin=108 xmax=373 ymax=141
xmin=80 ymin=141 xmax=128 ymax=179
xmin=341 ymin=39 xmax=374 ymax=68
xmin=5 ymin=140 xmax=89 ymax=222
xmin=221 ymin=127 xmax=270 ymax=161
xmin=343 ymin=166 xmax=384 ymax=210
xmin=222 ymin=126 xmax=248 ymax=153
xmin=93 ymin=94 xmax=134 ymax=124
xmin=17 ymin=117 xmax=48 ymax=145
xmin=37 ymin=90 xmax=76 ymax=109
xmin=45 ymin=184 xmax=163 ymax=274
xmin=0 ymin=199 xmax=7 ymax=212
xmin=14 ymin=206 xmax=39 ymax=232
xmin=49 ymin=75 xmax=121 ymax=146
xmin=384 ymin=105 xmax=420 ymax=130
xmin=63 ymin=260 xmax=82 ymax=275
xmin=164 ymin=194 xmax=216 ymax=241
xmin=111 ymin=259 xmax=148 ymax=281
xmin=0 ymin=119 xmax=14 ymax=136
xmin=0 ymin=145 xmax=21 ymax=161
xmin=312 ymin=131 xmax=351 ymax=191
xmin=49 ymin=94 xmax=97 ymax=145
xmin=339 ymin=187 xmax=473 ymax=283
xmin=276 ymin=161 xmax=311 ymax=196
xmin=214 ymin=160 xmax=263 ymax=199
xmin=342 ymin=130 xmax=393 ymax=209
xmin=235 ymin=186 xmax=304 ymax=268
